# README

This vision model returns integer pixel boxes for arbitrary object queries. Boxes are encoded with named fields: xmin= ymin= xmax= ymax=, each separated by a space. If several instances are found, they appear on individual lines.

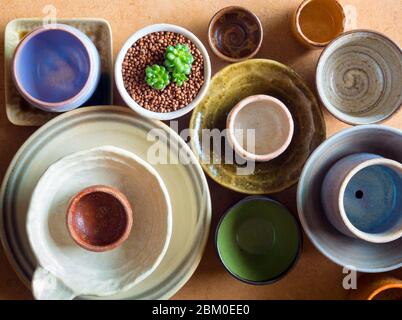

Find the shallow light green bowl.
xmin=216 ymin=196 xmax=302 ymax=284
xmin=190 ymin=59 xmax=326 ymax=194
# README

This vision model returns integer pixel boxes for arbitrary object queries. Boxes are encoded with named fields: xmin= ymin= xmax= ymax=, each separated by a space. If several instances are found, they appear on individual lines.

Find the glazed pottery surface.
xmin=0 ymin=106 xmax=211 ymax=300
xmin=317 ymin=30 xmax=402 ymax=125
xmin=349 ymin=274 xmax=402 ymax=300
xmin=297 ymin=125 xmax=402 ymax=272
xmin=322 ymin=153 xmax=402 ymax=243
xmin=226 ymin=94 xmax=294 ymax=162
xmin=292 ymin=0 xmax=345 ymax=48
xmin=12 ymin=24 xmax=101 ymax=112
xmin=115 ymin=23 xmax=211 ymax=120
xmin=216 ymin=197 xmax=301 ymax=284
xmin=208 ymin=6 xmax=263 ymax=62
xmin=4 ymin=18 xmax=113 ymax=126
xmin=190 ymin=59 xmax=326 ymax=194
xmin=27 ymin=146 xmax=172 ymax=298
xmin=67 ymin=185 xmax=134 ymax=252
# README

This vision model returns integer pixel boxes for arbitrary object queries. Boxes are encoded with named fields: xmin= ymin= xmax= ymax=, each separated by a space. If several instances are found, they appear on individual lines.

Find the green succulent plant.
xmin=145 ymin=64 xmax=170 ymax=90
xmin=171 ymin=71 xmax=188 ymax=87
xmin=164 ymin=44 xmax=194 ymax=75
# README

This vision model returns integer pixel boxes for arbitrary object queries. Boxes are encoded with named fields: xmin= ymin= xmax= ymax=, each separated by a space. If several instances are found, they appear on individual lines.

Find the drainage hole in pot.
xmin=355 ymin=190 xmax=363 ymax=199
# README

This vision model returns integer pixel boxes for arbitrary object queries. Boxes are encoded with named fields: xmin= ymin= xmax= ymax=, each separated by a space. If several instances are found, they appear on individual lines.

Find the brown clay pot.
xmin=208 ymin=6 xmax=263 ymax=62
xmin=66 ymin=185 xmax=133 ymax=252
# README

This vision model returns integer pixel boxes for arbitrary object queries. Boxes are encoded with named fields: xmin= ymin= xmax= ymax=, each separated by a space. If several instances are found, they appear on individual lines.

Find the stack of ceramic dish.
xmin=190 ymin=59 xmax=325 ymax=194
xmin=297 ymin=125 xmax=402 ymax=272
xmin=0 ymin=106 xmax=211 ymax=299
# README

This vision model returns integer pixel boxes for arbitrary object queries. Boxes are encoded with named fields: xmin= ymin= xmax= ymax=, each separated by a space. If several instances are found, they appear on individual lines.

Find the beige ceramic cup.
xmin=292 ymin=0 xmax=346 ymax=48
xmin=226 ymin=95 xmax=294 ymax=162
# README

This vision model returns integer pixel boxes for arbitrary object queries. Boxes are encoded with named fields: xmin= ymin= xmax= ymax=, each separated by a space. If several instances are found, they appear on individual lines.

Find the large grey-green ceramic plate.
xmin=190 ymin=59 xmax=326 ymax=194
xmin=0 ymin=106 xmax=211 ymax=299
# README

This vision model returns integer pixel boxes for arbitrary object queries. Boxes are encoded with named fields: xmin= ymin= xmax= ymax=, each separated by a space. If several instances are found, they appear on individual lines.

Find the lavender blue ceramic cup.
xmin=12 ymin=24 xmax=100 ymax=112
xmin=322 ymin=153 xmax=402 ymax=243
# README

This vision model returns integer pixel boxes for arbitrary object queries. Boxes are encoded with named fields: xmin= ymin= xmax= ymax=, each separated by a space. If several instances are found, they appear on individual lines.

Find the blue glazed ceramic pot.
xmin=322 ymin=153 xmax=402 ymax=243
xmin=12 ymin=24 xmax=100 ymax=112
xmin=297 ymin=125 xmax=402 ymax=273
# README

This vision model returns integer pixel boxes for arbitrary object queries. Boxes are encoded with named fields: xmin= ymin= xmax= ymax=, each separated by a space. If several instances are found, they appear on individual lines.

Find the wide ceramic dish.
xmin=297 ymin=125 xmax=402 ymax=272
xmin=0 ymin=106 xmax=211 ymax=299
xmin=190 ymin=59 xmax=326 ymax=194
xmin=27 ymin=146 xmax=172 ymax=298
xmin=115 ymin=23 xmax=211 ymax=120
xmin=316 ymin=30 xmax=402 ymax=125
xmin=4 ymin=18 xmax=113 ymax=126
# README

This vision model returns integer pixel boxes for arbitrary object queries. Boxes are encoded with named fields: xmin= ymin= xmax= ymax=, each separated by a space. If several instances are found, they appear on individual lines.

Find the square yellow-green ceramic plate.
xmin=4 ymin=18 xmax=113 ymax=126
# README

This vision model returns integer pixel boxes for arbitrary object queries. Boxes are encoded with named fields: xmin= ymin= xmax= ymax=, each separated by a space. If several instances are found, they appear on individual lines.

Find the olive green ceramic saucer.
xmin=190 ymin=59 xmax=326 ymax=194
xmin=216 ymin=196 xmax=301 ymax=284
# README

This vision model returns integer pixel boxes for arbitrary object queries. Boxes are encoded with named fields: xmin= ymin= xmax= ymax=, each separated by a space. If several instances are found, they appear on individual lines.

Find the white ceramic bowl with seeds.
xmin=115 ymin=24 xmax=211 ymax=120
xmin=316 ymin=30 xmax=402 ymax=125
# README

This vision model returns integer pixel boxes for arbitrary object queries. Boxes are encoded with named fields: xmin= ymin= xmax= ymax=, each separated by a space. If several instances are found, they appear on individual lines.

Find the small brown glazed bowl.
xmin=292 ymin=0 xmax=345 ymax=48
xmin=208 ymin=6 xmax=263 ymax=62
xmin=66 ymin=185 xmax=133 ymax=252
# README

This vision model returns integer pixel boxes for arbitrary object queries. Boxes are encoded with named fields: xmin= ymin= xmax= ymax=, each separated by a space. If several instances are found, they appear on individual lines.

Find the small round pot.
xmin=316 ymin=30 xmax=402 ymax=125
xmin=115 ymin=23 xmax=211 ymax=121
xmin=292 ymin=0 xmax=345 ymax=48
xmin=208 ymin=6 xmax=263 ymax=62
xmin=66 ymin=185 xmax=133 ymax=252
xmin=215 ymin=196 xmax=302 ymax=285
xmin=321 ymin=153 xmax=402 ymax=243
xmin=226 ymin=95 xmax=294 ymax=162
xmin=12 ymin=24 xmax=101 ymax=112
xmin=350 ymin=274 xmax=402 ymax=300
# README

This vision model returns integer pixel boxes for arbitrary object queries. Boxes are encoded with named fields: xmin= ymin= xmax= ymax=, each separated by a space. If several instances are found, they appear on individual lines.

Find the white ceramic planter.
xmin=115 ymin=23 xmax=211 ymax=120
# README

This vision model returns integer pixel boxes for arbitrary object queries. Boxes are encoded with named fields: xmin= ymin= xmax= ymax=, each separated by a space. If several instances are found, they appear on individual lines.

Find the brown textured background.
xmin=0 ymin=0 xmax=401 ymax=300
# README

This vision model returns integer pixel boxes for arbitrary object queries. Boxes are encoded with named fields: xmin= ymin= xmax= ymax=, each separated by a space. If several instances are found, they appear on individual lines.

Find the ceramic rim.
xmin=338 ymin=158 xmax=402 ymax=243
xmin=12 ymin=24 xmax=98 ymax=109
xmin=368 ymin=283 xmax=402 ymax=300
xmin=215 ymin=196 xmax=302 ymax=285
xmin=207 ymin=6 xmax=264 ymax=62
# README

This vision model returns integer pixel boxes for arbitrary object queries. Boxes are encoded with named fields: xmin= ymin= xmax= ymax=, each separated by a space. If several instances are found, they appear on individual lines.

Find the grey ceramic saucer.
xmin=0 ymin=106 xmax=211 ymax=299
xmin=297 ymin=125 xmax=402 ymax=272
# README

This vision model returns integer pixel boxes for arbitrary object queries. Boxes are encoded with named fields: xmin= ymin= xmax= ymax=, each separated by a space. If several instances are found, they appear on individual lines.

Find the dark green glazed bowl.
xmin=216 ymin=196 xmax=302 ymax=284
